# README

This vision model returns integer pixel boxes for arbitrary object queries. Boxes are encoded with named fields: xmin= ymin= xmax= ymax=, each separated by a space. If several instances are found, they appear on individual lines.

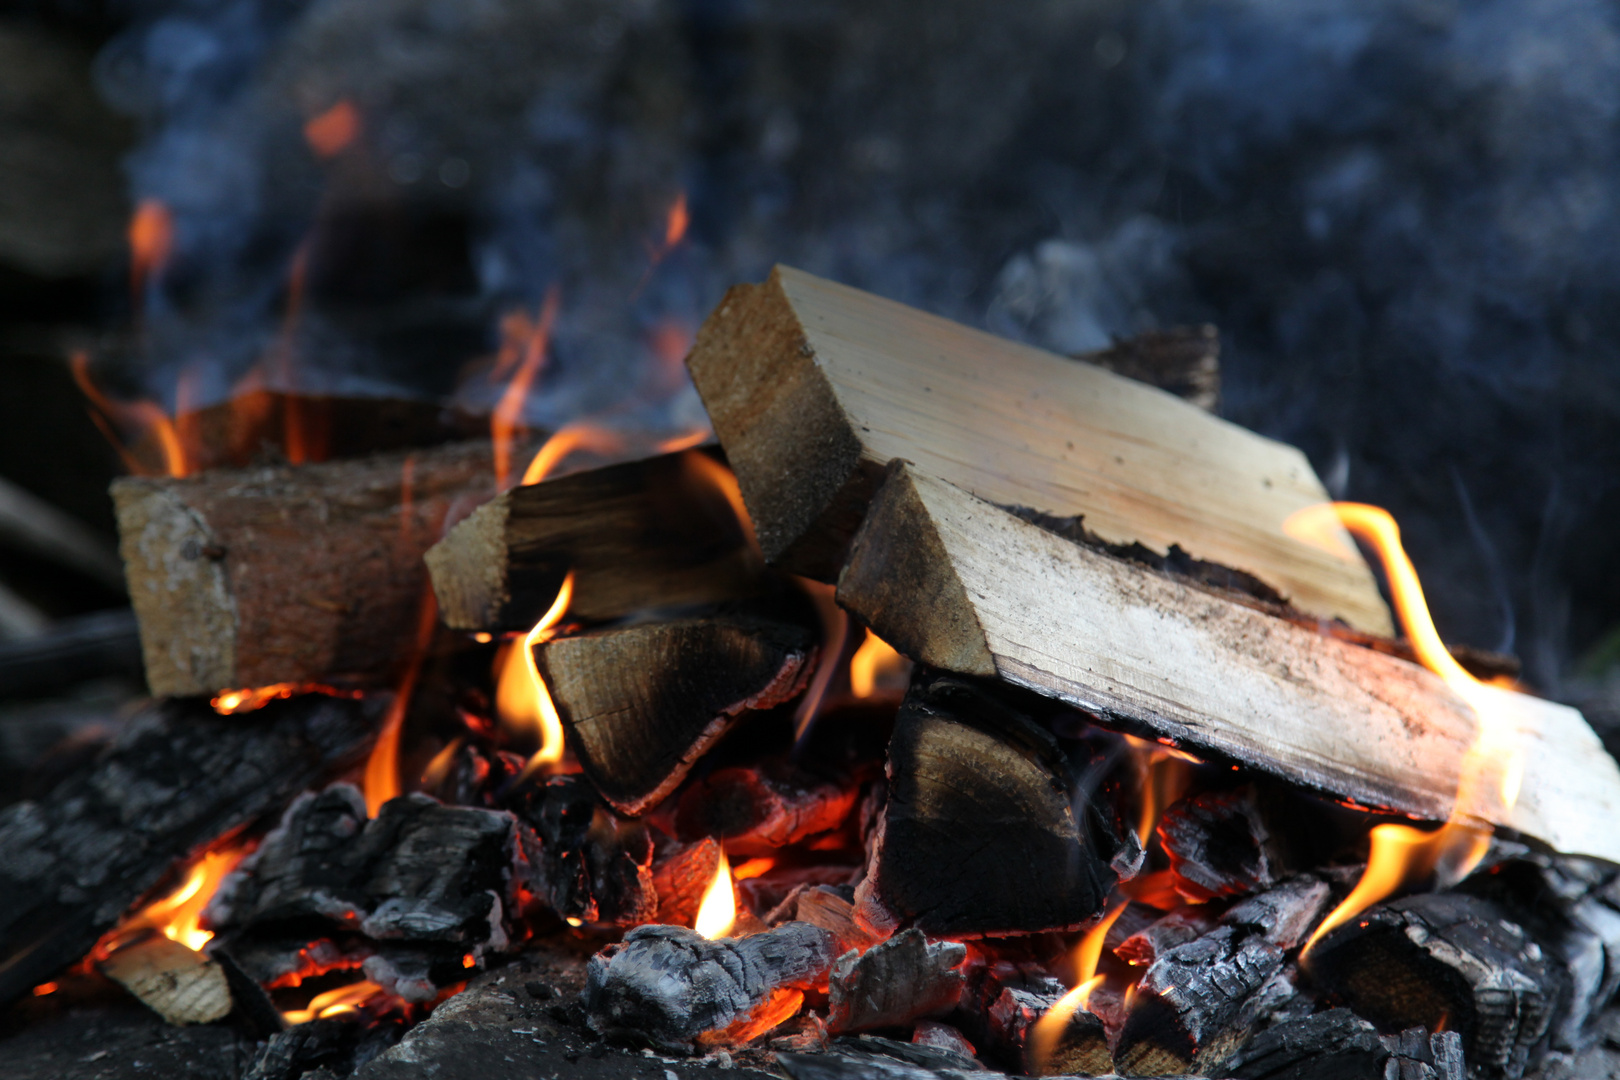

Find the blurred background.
xmin=2 ymin=0 xmax=1618 ymax=773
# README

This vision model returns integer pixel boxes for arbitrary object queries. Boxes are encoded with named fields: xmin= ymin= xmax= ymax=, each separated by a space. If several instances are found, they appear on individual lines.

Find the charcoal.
xmin=1227 ymin=1008 xmax=1387 ymax=1080
xmin=1116 ymin=907 xmax=1217 ymax=967
xmin=506 ymin=775 xmax=656 ymax=927
xmin=1158 ymin=785 xmax=1280 ymax=902
xmin=1221 ymin=877 xmax=1333 ymax=950
xmin=827 ymin=928 xmax=966 ymax=1033
xmin=674 ymin=762 xmax=858 ymax=855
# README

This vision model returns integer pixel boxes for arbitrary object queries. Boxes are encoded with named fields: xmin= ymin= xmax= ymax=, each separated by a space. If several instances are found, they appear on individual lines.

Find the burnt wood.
xmin=1159 ymin=786 xmax=1281 ymax=902
xmin=534 ymin=613 xmax=815 ymax=816
xmin=506 ymin=776 xmax=657 ymax=928
xmin=852 ymin=675 xmax=1114 ymax=939
xmin=1115 ymin=907 xmax=1217 ymax=968
xmin=1220 ymin=877 xmax=1333 ymax=951
xmin=674 ymin=763 xmax=858 ymax=855
xmin=0 ymin=694 xmax=376 ymax=1008
xmin=114 ymin=438 xmax=510 ymax=696
xmin=826 ymin=928 xmax=966 ymax=1033
xmin=1074 ymin=325 xmax=1221 ymax=413
xmin=1226 ymin=1009 xmax=1390 ymax=1080
xmin=1309 ymin=892 xmax=1555 ymax=1080
xmin=790 ymin=885 xmax=882 ymax=954
xmin=426 ymin=449 xmax=766 ymax=631
xmin=582 ymin=921 xmax=840 ymax=1051
xmin=651 ymin=837 xmax=723 ymax=927
xmin=1113 ymin=925 xmax=1287 ymax=1076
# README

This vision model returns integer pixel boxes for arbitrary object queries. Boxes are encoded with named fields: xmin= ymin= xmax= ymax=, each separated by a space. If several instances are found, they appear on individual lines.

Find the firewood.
xmin=685 ymin=264 xmax=1392 ymax=634
xmin=651 ymin=837 xmax=723 ymax=927
xmin=1219 ymin=877 xmax=1332 ymax=951
xmin=1112 ymin=925 xmax=1287 ymax=1076
xmin=98 ymin=933 xmax=233 ymax=1026
xmin=835 ymin=463 xmax=1620 ymax=864
xmin=113 ymin=439 xmax=509 ymax=696
xmin=1308 ymin=892 xmax=1555 ymax=1080
xmin=827 ymin=928 xmax=966 ymax=1033
xmin=853 ymin=675 xmax=1116 ymax=939
xmin=0 ymin=694 xmax=376 ymax=1008
xmin=426 ymin=448 xmax=767 ymax=631
xmin=1225 ymin=1008 xmax=1389 ymax=1080
xmin=674 ymin=763 xmax=859 ymax=855
xmin=534 ymin=612 xmax=816 ymax=816
xmin=793 ymin=886 xmax=882 ymax=953
xmin=1115 ymin=907 xmax=1217 ymax=967
xmin=582 ymin=921 xmax=840 ymax=1051
xmin=505 ymin=775 xmax=657 ymax=927
xmin=1159 ymin=786 xmax=1280 ymax=902
xmin=1074 ymin=325 xmax=1221 ymax=413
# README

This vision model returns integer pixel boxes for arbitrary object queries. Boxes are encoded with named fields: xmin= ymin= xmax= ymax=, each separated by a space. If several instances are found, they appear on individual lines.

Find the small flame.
xmin=495 ymin=572 xmax=575 ymax=780
xmin=519 ymin=422 xmax=624 ymax=487
xmin=364 ymin=588 xmax=441 ymax=817
xmin=682 ymin=451 xmax=758 ymax=552
xmin=491 ymin=290 xmax=561 ymax=490
xmin=848 ymin=630 xmax=908 ymax=698
xmin=694 ymin=855 xmax=737 ymax=940
xmin=419 ymin=736 xmax=465 ymax=791
xmin=211 ymin=683 xmax=362 ymax=715
xmin=1296 ymin=503 xmax=1515 ymax=956
xmin=1030 ymin=901 xmax=1129 ymax=1073
xmin=32 ymin=982 xmax=58 ymax=997
xmin=281 ymin=980 xmax=385 ymax=1026
xmin=304 ymin=100 xmax=362 ymax=158
xmin=663 ymin=192 xmax=690 ymax=250
xmin=102 ymin=846 xmax=248 ymax=955
xmin=730 ymin=857 xmax=776 ymax=881
xmin=1126 ymin=734 xmax=1198 ymax=847
xmin=71 ymin=351 xmax=189 ymax=477
xmin=129 ymin=199 xmax=174 ymax=302
xmin=656 ymin=428 xmax=712 ymax=453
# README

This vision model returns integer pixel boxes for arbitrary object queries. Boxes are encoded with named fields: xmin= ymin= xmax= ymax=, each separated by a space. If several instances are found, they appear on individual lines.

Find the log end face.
xmin=112 ymin=478 xmax=236 ymax=695
xmin=425 ymin=494 xmax=512 ymax=630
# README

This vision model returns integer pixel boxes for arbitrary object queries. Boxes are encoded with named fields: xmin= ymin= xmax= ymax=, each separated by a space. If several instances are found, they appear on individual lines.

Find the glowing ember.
xmin=211 ymin=683 xmax=363 ymax=715
xmin=495 ymin=571 xmax=575 ymax=779
xmin=32 ymin=982 xmax=58 ymax=997
xmin=304 ymin=100 xmax=362 ymax=158
xmin=491 ymin=290 xmax=561 ymax=490
xmin=280 ymin=979 xmax=386 ymax=1026
xmin=848 ymin=629 xmax=907 ymax=698
xmin=1030 ymin=901 xmax=1129 ymax=1072
xmin=729 ymin=857 xmax=775 ymax=881
xmin=364 ymin=588 xmax=442 ymax=817
xmin=694 ymin=855 xmax=736 ymax=939
xmin=1294 ymin=502 xmax=1515 ymax=956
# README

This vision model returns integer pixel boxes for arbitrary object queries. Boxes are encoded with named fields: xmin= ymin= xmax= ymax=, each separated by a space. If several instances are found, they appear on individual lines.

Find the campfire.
xmin=4 ymin=262 xmax=1619 ymax=1080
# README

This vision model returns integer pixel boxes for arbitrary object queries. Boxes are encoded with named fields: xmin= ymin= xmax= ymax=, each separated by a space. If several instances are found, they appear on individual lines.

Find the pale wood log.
xmin=685 ymin=264 xmax=1392 ymax=634
xmin=114 ymin=439 xmax=506 ymax=697
xmin=426 ymin=448 xmax=765 ymax=631
xmin=98 ymin=934 xmax=232 ymax=1026
xmin=834 ymin=463 xmax=1620 ymax=863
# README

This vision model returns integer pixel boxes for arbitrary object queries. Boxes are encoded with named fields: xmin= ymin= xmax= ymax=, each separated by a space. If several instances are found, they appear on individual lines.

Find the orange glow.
xmin=1030 ymin=901 xmax=1127 ymax=1073
xmin=461 ymin=953 xmax=476 ymax=969
xmin=71 ymin=351 xmax=189 ymax=478
xmin=495 ymin=572 xmax=575 ymax=780
xmin=304 ymin=100 xmax=361 ymax=158
xmin=663 ymin=192 xmax=689 ymax=250
xmin=1126 ymin=734 xmax=1198 ymax=847
xmin=129 ymin=198 xmax=173 ymax=300
xmin=682 ymin=451 xmax=758 ymax=551
xmin=519 ymin=422 xmax=624 ymax=487
xmin=101 ymin=845 xmax=248 ymax=956
xmin=211 ymin=683 xmax=363 ymax=715
xmin=419 ymin=737 xmax=464 ymax=791
xmin=655 ymin=428 xmax=711 ymax=453
xmin=647 ymin=320 xmax=695 ymax=371
xmin=730 ymin=857 xmax=776 ymax=881
xmin=694 ymin=855 xmax=737 ymax=939
xmin=32 ymin=982 xmax=58 ymax=997
xmin=281 ymin=980 xmax=386 ymax=1026
xmin=1295 ymin=503 xmax=1515 ymax=956
xmin=491 ymin=289 xmax=561 ymax=490
xmin=364 ymin=588 xmax=441 ymax=817
xmin=848 ymin=630 xmax=908 ymax=698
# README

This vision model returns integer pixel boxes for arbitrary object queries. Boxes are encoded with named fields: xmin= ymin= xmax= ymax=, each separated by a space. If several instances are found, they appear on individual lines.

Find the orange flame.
xmin=211 ymin=683 xmax=363 ymax=715
xmin=304 ymin=100 xmax=361 ymax=158
xmin=1125 ymin=734 xmax=1199 ymax=847
xmin=519 ymin=422 xmax=624 ymax=487
xmin=281 ymin=980 xmax=386 ymax=1026
xmin=1295 ymin=503 xmax=1513 ymax=956
xmin=1030 ymin=901 xmax=1129 ymax=1072
xmin=129 ymin=198 xmax=173 ymax=301
xmin=276 ymin=243 xmax=315 ymax=464
xmin=364 ymin=588 xmax=441 ymax=817
xmin=101 ymin=845 xmax=248 ymax=956
xmin=730 ymin=857 xmax=776 ymax=881
xmin=663 ymin=192 xmax=689 ymax=250
xmin=420 ymin=736 xmax=464 ymax=791
xmin=491 ymin=289 xmax=561 ymax=490
xmin=71 ymin=351 xmax=188 ymax=477
xmin=848 ymin=630 xmax=908 ymax=698
xmin=694 ymin=855 xmax=737 ymax=939
xmin=495 ymin=571 xmax=575 ymax=781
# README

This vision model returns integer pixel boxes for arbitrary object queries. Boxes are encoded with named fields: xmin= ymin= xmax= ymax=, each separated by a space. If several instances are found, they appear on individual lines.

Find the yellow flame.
xmin=848 ymin=630 xmax=907 ymax=698
xmin=496 ymin=572 xmax=575 ymax=778
xmin=694 ymin=856 xmax=736 ymax=939
xmin=281 ymin=980 xmax=385 ymax=1026
xmin=519 ymin=422 xmax=624 ymax=487
xmin=1294 ymin=503 xmax=1516 ymax=956
xmin=1124 ymin=735 xmax=1198 ymax=847
xmin=106 ymin=847 xmax=247 ymax=954
xmin=1028 ymin=900 xmax=1128 ymax=1071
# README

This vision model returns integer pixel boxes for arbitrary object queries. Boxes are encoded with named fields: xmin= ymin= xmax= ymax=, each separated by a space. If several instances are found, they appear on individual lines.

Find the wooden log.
xmin=1159 ymin=786 xmax=1281 ymax=902
xmin=651 ymin=837 xmax=723 ymax=927
xmin=1074 ymin=325 xmax=1221 ymax=413
xmin=1219 ymin=877 xmax=1332 ymax=951
xmin=674 ymin=763 xmax=859 ymax=855
xmin=426 ymin=448 xmax=766 ymax=631
xmin=826 ymin=928 xmax=966 ymax=1033
xmin=685 ymin=264 xmax=1391 ymax=634
xmin=98 ymin=933 xmax=233 ymax=1026
xmin=533 ymin=612 xmax=816 ymax=816
xmin=853 ymin=675 xmax=1115 ymax=939
xmin=791 ymin=886 xmax=883 ymax=954
xmin=1308 ymin=892 xmax=1555 ymax=1080
xmin=582 ymin=921 xmax=840 ymax=1052
xmin=834 ymin=463 xmax=1620 ymax=863
xmin=1226 ymin=1008 xmax=1391 ymax=1080
xmin=0 ymin=694 xmax=377 ymax=1007
xmin=1113 ymin=925 xmax=1286 ymax=1076
xmin=1025 ymin=1003 xmax=1113 ymax=1077
xmin=1115 ymin=907 xmax=1217 ymax=968
xmin=113 ymin=439 xmax=509 ymax=696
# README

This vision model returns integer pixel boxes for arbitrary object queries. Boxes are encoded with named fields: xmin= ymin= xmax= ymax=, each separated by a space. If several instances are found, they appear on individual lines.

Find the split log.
xmin=1159 ymin=786 xmax=1280 ymax=902
xmin=827 ymin=928 xmax=966 ymax=1033
xmin=1220 ymin=877 xmax=1332 ymax=951
xmin=1074 ymin=325 xmax=1221 ymax=413
xmin=1226 ymin=1009 xmax=1389 ymax=1080
xmin=582 ymin=921 xmax=839 ymax=1051
xmin=98 ymin=933 xmax=233 ymax=1026
xmin=651 ymin=837 xmax=723 ymax=927
xmin=1113 ymin=925 xmax=1286 ymax=1076
xmin=1308 ymin=892 xmax=1555 ymax=1080
xmin=114 ymin=439 xmax=509 ymax=696
xmin=853 ymin=675 xmax=1115 ymax=938
xmin=834 ymin=463 xmax=1620 ymax=863
xmin=534 ymin=612 xmax=816 ymax=816
xmin=675 ymin=763 xmax=859 ymax=854
xmin=792 ymin=885 xmax=883 ymax=953
xmin=685 ymin=264 xmax=1391 ymax=634
xmin=426 ymin=449 xmax=766 ymax=631
xmin=0 ymin=694 xmax=377 ymax=1008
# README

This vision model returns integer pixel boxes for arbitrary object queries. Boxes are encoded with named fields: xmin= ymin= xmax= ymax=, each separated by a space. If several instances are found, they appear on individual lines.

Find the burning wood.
xmin=98 ymin=933 xmax=233 ymax=1026
xmin=826 ymin=928 xmax=967 ymax=1033
xmin=674 ymin=762 xmax=860 ymax=854
xmin=1159 ymin=786 xmax=1282 ymax=902
xmin=505 ymin=775 xmax=657 ymax=928
xmin=1074 ymin=324 xmax=1221 ymax=413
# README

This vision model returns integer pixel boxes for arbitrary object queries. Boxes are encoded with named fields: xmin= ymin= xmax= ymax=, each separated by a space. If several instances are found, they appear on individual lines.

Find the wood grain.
xmin=686 ymin=264 xmax=1392 ymax=634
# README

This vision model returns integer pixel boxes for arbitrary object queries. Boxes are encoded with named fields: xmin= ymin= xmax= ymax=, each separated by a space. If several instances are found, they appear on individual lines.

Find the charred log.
xmin=1158 ymin=785 xmax=1280 ymax=902
xmin=675 ymin=763 xmax=858 ymax=854
xmin=0 ymin=694 xmax=377 ymax=1008
xmin=853 ymin=675 xmax=1114 ymax=938
xmin=1226 ymin=1009 xmax=1389 ymax=1080
xmin=534 ymin=612 xmax=816 ymax=816
xmin=1221 ymin=877 xmax=1333 ymax=951
xmin=504 ymin=775 xmax=656 ymax=928
xmin=827 ymin=928 xmax=966 ymax=1033
xmin=1073 ymin=324 xmax=1221 ymax=413
xmin=1025 ymin=1003 xmax=1113 ymax=1078
xmin=1115 ymin=907 xmax=1217 ymax=968
xmin=651 ymin=837 xmax=723 ymax=928
xmin=791 ymin=885 xmax=882 ymax=953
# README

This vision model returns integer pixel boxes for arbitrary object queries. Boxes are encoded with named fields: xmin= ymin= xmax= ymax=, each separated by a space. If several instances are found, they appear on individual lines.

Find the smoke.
xmin=91 ymin=0 xmax=1620 ymax=680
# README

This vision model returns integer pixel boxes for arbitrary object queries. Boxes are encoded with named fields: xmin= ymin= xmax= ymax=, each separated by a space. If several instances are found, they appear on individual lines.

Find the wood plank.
xmin=426 ymin=449 xmax=764 ymax=631
xmin=833 ymin=463 xmax=1620 ymax=863
xmin=686 ymin=264 xmax=1392 ymax=635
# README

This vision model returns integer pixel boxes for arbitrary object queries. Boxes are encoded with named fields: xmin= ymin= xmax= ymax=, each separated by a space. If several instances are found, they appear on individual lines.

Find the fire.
xmin=730 ymin=857 xmax=775 ymax=881
xmin=663 ymin=192 xmax=690 ymax=250
xmin=1030 ymin=901 xmax=1129 ymax=1072
xmin=364 ymin=588 xmax=441 ymax=817
xmin=101 ymin=845 xmax=248 ymax=955
xmin=681 ymin=450 xmax=758 ymax=551
xmin=491 ymin=290 xmax=561 ymax=490
xmin=495 ymin=571 xmax=575 ymax=779
xmin=211 ymin=683 xmax=363 ymax=715
xmin=71 ymin=351 xmax=189 ymax=478
xmin=1294 ymin=503 xmax=1514 ymax=956
xmin=304 ymin=100 xmax=361 ymax=158
xmin=519 ymin=422 xmax=624 ymax=487
xmin=1125 ymin=734 xmax=1198 ymax=846
xmin=694 ymin=855 xmax=736 ymax=940
xmin=129 ymin=198 xmax=174 ymax=301
xmin=848 ymin=629 xmax=907 ymax=698
xmin=281 ymin=980 xmax=386 ymax=1025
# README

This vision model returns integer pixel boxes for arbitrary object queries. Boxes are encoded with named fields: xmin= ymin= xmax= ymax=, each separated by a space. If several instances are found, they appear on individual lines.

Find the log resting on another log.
xmin=0 ymin=694 xmax=377 ymax=1008
xmin=582 ymin=921 xmax=840 ymax=1052
xmin=834 ymin=463 xmax=1620 ymax=864
xmin=826 ymin=928 xmax=966 ymax=1033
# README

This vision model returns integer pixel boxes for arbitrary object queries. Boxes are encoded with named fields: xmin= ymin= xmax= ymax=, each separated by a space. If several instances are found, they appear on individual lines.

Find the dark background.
xmin=1 ymin=0 xmax=1618 ymax=713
